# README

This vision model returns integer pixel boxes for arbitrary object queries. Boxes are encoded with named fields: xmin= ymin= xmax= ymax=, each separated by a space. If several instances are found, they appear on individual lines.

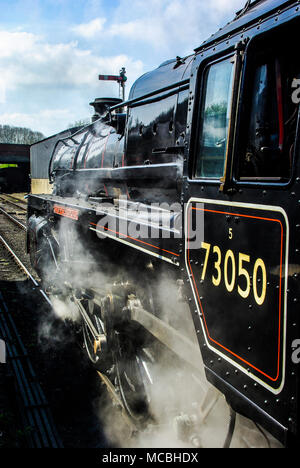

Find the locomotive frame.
xmin=27 ymin=0 xmax=300 ymax=447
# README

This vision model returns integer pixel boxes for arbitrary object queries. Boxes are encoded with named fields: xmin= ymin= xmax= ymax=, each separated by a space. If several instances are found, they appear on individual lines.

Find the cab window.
xmin=237 ymin=37 xmax=299 ymax=181
xmin=195 ymin=57 xmax=234 ymax=179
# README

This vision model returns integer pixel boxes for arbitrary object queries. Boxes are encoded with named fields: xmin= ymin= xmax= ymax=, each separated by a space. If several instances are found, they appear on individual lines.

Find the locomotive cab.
xmin=184 ymin=8 xmax=300 ymax=447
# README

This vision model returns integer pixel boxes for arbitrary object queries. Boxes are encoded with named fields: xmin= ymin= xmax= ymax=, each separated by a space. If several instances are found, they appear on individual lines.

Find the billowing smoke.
xmin=93 ymin=271 xmax=234 ymax=449
xmin=37 ymin=296 xmax=80 ymax=351
xmin=35 ymin=215 xmax=279 ymax=449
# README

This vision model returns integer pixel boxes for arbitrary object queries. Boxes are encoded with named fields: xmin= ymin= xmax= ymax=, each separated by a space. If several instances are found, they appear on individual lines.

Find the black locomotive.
xmin=27 ymin=0 xmax=300 ymax=447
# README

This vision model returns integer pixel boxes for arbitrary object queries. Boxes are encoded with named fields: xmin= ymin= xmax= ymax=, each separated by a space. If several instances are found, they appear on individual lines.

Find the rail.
xmin=0 ymin=233 xmax=61 ymax=447
xmin=0 ymin=194 xmax=27 ymax=212
xmin=0 ymin=291 xmax=62 ymax=448
xmin=0 ymin=234 xmax=51 ymax=308
xmin=0 ymin=206 xmax=26 ymax=231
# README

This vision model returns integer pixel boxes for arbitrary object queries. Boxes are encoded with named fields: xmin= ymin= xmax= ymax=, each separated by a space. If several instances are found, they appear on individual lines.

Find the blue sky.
xmin=0 ymin=0 xmax=245 ymax=137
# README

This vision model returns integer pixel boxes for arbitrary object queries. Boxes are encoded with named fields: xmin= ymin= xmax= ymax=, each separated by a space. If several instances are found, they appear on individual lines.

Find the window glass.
xmin=239 ymin=51 xmax=299 ymax=181
xmin=195 ymin=58 xmax=234 ymax=178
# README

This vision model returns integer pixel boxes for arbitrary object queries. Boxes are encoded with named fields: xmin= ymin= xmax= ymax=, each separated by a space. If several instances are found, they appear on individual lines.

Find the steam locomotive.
xmin=27 ymin=0 xmax=300 ymax=447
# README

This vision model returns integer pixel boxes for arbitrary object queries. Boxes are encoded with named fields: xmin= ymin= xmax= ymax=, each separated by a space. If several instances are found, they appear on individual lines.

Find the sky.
xmin=0 ymin=0 xmax=246 ymax=137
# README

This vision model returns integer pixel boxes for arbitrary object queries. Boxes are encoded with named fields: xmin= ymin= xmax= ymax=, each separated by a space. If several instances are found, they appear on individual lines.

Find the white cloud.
xmin=107 ymin=18 xmax=166 ymax=46
xmin=0 ymin=30 xmax=37 ymax=58
xmin=0 ymin=31 xmax=142 ymax=89
xmin=0 ymin=29 xmax=144 ymax=135
xmin=0 ymin=0 xmax=245 ymax=136
xmin=70 ymin=0 xmax=245 ymax=59
xmin=71 ymin=17 xmax=107 ymax=39
xmin=214 ymin=0 xmax=245 ymax=14
xmin=102 ymin=0 xmax=244 ymax=53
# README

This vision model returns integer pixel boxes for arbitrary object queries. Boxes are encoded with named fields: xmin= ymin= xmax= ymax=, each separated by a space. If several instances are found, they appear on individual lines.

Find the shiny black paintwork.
xmin=182 ymin=0 xmax=300 ymax=446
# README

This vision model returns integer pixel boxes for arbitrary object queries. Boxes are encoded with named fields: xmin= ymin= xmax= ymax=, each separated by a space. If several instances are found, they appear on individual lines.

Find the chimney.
xmin=89 ymin=97 xmax=123 ymax=122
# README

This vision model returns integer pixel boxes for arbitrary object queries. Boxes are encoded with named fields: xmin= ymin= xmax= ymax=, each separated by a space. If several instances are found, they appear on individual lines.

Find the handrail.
xmin=109 ymin=78 xmax=189 ymax=111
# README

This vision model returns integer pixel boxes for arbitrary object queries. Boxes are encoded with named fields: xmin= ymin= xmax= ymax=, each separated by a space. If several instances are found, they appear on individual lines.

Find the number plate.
xmin=185 ymin=199 xmax=288 ymax=393
xmin=53 ymin=204 xmax=79 ymax=221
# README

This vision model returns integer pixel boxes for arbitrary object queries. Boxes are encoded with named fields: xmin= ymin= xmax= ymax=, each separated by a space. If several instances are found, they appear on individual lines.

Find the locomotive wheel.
xmin=113 ymin=328 xmax=155 ymax=426
xmin=111 ymin=283 xmax=159 ymax=426
xmin=80 ymin=292 xmax=155 ymax=426
xmin=73 ymin=287 xmax=281 ymax=447
xmin=77 ymin=284 xmax=279 ymax=447
xmin=82 ymin=299 xmax=112 ymax=373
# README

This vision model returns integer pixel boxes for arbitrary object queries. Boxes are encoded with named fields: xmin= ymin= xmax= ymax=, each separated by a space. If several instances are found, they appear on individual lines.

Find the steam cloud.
xmin=36 ymin=216 xmax=280 ymax=449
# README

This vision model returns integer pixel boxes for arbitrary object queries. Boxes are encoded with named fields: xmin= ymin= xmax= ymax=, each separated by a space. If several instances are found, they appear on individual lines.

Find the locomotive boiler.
xmin=27 ymin=0 xmax=300 ymax=447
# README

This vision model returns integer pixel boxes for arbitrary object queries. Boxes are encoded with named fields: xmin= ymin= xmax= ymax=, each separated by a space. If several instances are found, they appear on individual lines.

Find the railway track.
xmin=0 ymin=234 xmax=50 ymax=304
xmin=0 ymin=198 xmax=64 ymax=447
xmin=0 ymin=207 xmax=26 ymax=231
xmin=0 ymin=194 xmax=27 ymax=234
xmin=0 ymin=291 xmax=62 ymax=448
xmin=0 ymin=195 xmax=33 ymax=280
xmin=0 ymin=194 xmax=27 ymax=212
xmin=0 ymin=202 xmax=123 ymax=448
xmin=0 ymin=225 xmax=62 ymax=447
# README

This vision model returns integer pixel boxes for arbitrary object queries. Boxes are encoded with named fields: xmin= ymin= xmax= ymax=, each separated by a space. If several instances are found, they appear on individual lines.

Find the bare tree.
xmin=0 ymin=125 xmax=45 ymax=144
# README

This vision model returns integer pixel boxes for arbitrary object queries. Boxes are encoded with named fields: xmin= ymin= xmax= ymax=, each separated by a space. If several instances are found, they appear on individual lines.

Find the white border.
xmin=185 ymin=197 xmax=289 ymax=395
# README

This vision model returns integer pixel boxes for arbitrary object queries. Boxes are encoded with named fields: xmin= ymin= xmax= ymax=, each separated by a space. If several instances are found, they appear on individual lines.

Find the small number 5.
xmin=229 ymin=228 xmax=233 ymax=240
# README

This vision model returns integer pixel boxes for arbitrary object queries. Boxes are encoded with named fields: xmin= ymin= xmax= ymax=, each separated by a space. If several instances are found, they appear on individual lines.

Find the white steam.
xmin=36 ymin=216 xmax=280 ymax=448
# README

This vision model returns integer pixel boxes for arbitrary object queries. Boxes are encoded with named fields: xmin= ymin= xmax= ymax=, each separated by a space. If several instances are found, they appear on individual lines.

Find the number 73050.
xmin=200 ymin=242 xmax=267 ymax=306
